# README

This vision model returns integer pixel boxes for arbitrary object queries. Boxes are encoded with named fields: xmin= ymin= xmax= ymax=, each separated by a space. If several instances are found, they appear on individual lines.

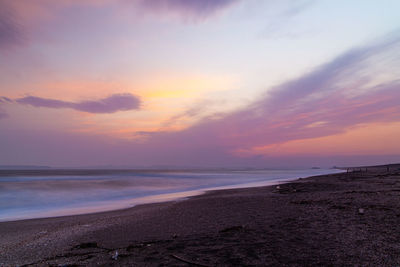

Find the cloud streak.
xmin=137 ymin=0 xmax=239 ymax=21
xmin=0 ymin=97 xmax=12 ymax=119
xmin=0 ymin=31 xmax=400 ymax=167
xmin=1 ymin=28 xmax=400 ymax=167
xmin=15 ymin=93 xmax=141 ymax=114
xmin=2 ymin=34 xmax=399 ymax=167
xmin=215 ymin=36 xmax=400 ymax=151
xmin=0 ymin=0 xmax=239 ymax=52
xmin=0 ymin=1 xmax=24 ymax=49
xmin=131 ymin=32 xmax=400 ymax=164
xmin=0 ymin=96 xmax=13 ymax=103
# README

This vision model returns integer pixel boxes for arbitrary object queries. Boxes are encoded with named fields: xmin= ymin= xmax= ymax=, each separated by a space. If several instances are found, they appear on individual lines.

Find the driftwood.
xmin=171 ymin=254 xmax=211 ymax=267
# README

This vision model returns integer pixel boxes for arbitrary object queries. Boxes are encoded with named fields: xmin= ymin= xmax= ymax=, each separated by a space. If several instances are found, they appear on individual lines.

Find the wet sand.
xmin=1 ymin=167 xmax=400 ymax=266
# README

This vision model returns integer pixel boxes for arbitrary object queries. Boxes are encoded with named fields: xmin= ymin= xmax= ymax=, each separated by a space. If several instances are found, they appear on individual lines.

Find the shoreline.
xmin=0 ymin=169 xmax=343 ymax=223
xmin=0 ymin=175 xmax=310 ymax=223
xmin=1 ymin=167 xmax=400 ymax=265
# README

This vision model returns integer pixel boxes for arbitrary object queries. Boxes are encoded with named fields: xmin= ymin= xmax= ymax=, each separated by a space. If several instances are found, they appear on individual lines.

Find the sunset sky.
xmin=1 ymin=0 xmax=400 ymax=168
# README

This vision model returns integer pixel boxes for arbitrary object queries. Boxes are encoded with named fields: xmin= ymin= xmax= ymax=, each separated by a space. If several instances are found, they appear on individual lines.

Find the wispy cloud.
xmin=0 ymin=97 xmax=12 ymax=119
xmin=15 ymin=93 xmax=141 ymax=114
xmin=218 ymin=34 xmax=400 ymax=150
xmin=0 ymin=0 xmax=240 ymax=52
xmin=0 ymin=1 xmax=24 ymax=49
xmin=282 ymin=0 xmax=315 ymax=17
xmin=0 ymin=96 xmax=13 ymax=103
xmin=135 ymin=32 xmax=400 ymax=163
xmin=260 ymin=0 xmax=316 ymax=39
xmin=2 ymin=33 xmax=399 ymax=166
xmin=136 ymin=0 xmax=239 ymax=21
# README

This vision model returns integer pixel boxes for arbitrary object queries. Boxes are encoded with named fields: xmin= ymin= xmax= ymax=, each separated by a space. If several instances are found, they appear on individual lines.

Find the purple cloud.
xmin=0 ymin=96 xmax=13 ymax=103
xmin=129 ymin=33 xmax=400 ymax=164
xmin=16 ymin=93 xmax=141 ymax=114
xmin=196 ymin=35 xmax=400 ymax=150
xmin=0 ymin=2 xmax=24 ymax=49
xmin=137 ymin=0 xmax=239 ymax=21
xmin=34 ymin=32 xmax=395 ymax=168
xmin=2 ymin=34 xmax=400 ymax=168
xmin=0 ymin=97 xmax=12 ymax=119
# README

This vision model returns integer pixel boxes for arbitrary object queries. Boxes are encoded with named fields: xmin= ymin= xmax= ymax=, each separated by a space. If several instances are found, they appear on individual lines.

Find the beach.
xmin=1 ymin=167 xmax=400 ymax=266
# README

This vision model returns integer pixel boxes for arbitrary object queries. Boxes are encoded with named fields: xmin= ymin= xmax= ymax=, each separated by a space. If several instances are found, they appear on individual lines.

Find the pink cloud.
xmin=1 ymin=33 xmax=400 ymax=167
xmin=130 ymin=33 xmax=400 ymax=163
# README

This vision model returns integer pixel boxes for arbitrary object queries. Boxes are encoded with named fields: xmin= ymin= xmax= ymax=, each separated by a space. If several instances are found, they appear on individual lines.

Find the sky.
xmin=1 ymin=0 xmax=400 ymax=168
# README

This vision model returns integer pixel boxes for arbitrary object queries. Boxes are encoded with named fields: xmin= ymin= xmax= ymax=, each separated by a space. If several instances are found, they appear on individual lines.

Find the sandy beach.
xmin=1 ymin=166 xmax=400 ymax=266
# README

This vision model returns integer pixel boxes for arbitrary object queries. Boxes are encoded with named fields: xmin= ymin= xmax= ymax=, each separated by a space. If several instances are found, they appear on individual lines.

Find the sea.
xmin=0 ymin=168 xmax=344 ymax=222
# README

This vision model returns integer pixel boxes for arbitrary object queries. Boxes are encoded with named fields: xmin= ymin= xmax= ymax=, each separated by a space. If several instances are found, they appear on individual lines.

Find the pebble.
xmin=112 ymin=251 xmax=118 ymax=260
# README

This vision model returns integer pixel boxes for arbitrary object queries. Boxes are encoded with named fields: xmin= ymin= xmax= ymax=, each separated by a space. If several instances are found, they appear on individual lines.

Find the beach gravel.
xmin=1 ymin=169 xmax=400 ymax=266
